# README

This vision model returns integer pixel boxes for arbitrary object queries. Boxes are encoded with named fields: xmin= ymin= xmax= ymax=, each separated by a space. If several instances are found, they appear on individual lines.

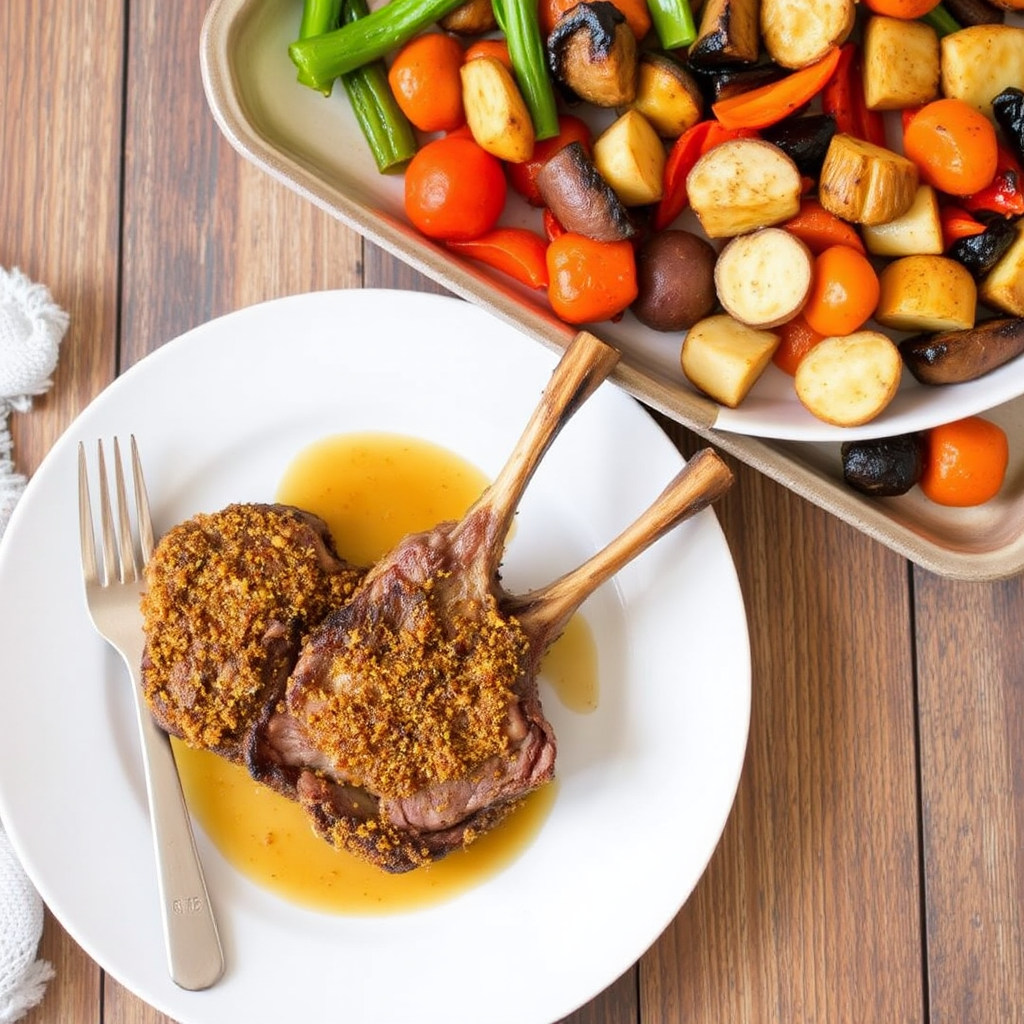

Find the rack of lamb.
xmin=141 ymin=331 xmax=733 ymax=872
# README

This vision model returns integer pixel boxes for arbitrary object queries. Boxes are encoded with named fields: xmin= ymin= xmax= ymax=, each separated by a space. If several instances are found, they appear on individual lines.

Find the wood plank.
xmin=119 ymin=0 xmax=363 ymax=374
xmin=915 ymin=572 xmax=1024 ymax=1023
xmin=640 ymin=436 xmax=924 ymax=1023
xmin=1 ymin=1 xmax=124 ymax=475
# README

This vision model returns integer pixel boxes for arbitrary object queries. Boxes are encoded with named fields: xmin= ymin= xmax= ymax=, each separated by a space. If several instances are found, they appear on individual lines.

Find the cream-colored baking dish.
xmin=199 ymin=0 xmax=1024 ymax=580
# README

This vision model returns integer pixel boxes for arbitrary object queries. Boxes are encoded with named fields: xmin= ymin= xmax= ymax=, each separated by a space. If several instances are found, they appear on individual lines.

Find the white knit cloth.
xmin=0 ymin=266 xmax=67 ymax=1021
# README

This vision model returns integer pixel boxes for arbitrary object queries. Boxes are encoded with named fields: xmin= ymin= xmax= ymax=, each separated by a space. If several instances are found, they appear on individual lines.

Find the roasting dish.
xmin=199 ymin=0 xmax=1024 ymax=579
xmin=0 ymin=290 xmax=751 ymax=1024
xmin=200 ymin=0 xmax=1024 ymax=444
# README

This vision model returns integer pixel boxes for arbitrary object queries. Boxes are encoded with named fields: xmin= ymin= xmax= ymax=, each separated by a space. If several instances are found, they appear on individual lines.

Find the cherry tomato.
xmin=506 ymin=115 xmax=593 ymax=206
xmin=801 ymin=244 xmax=880 ymax=337
xmin=920 ymin=416 xmax=1009 ymax=507
xmin=546 ymin=233 xmax=638 ymax=324
xmin=903 ymin=98 xmax=999 ymax=197
xmin=404 ymin=136 xmax=506 ymax=241
xmin=388 ymin=33 xmax=465 ymax=133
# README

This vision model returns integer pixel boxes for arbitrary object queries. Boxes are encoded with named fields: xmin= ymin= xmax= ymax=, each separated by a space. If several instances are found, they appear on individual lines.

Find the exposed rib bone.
xmin=450 ymin=329 xmax=621 ymax=577
xmin=506 ymin=448 xmax=734 ymax=641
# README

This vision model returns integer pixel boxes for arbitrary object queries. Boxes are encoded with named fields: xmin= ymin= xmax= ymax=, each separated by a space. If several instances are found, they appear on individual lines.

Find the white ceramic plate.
xmin=0 ymin=290 xmax=750 ymax=1024
xmin=201 ymin=1 xmax=1024 ymax=443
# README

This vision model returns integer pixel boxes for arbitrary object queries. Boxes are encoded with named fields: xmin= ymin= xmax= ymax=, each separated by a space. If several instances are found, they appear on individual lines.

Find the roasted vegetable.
xmin=629 ymin=52 xmax=704 ymax=138
xmin=592 ymin=110 xmax=665 ymax=205
xmin=289 ymin=0 xmax=466 ymax=81
xmin=761 ymin=113 xmax=837 ymax=177
xmin=760 ymin=0 xmax=855 ymax=69
xmin=492 ymin=0 xmax=560 ymax=139
xmin=686 ymin=137 xmax=803 ymax=237
xmin=979 ymin=220 xmax=1024 ymax=315
xmin=861 ymin=185 xmax=943 ymax=258
xmin=875 ymin=254 xmax=977 ymax=333
xmin=296 ymin=0 xmax=344 ymax=94
xmin=794 ymin=331 xmax=902 ymax=427
xmin=899 ymin=317 xmax=1024 ymax=384
xmin=818 ymin=133 xmax=919 ymax=225
xmin=460 ymin=56 xmax=535 ymax=163
xmin=631 ymin=230 xmax=718 ymax=331
xmin=941 ymin=0 xmax=1006 ymax=25
xmin=862 ymin=15 xmax=941 ymax=111
xmin=693 ymin=61 xmax=788 ymax=103
xmin=713 ymin=227 xmax=814 ymax=328
xmin=687 ymin=0 xmax=761 ymax=68
xmin=547 ymin=2 xmax=638 ymax=107
xmin=681 ymin=314 xmax=781 ymax=408
xmin=940 ymin=24 xmax=1024 ymax=121
xmin=948 ymin=217 xmax=1018 ymax=279
xmin=535 ymin=140 xmax=637 ymax=241
xmin=439 ymin=0 xmax=497 ymax=33
xmin=992 ymin=87 xmax=1024 ymax=164
xmin=841 ymin=435 xmax=926 ymax=498
xmin=647 ymin=0 xmax=697 ymax=50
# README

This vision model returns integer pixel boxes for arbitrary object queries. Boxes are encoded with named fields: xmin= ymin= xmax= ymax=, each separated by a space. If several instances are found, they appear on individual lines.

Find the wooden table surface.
xmin=5 ymin=3 xmax=1024 ymax=1023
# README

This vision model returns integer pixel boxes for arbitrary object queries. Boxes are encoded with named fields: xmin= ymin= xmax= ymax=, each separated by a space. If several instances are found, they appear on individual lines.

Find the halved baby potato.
xmin=794 ymin=330 xmax=902 ymax=427
xmin=714 ymin=227 xmax=813 ymax=328
xmin=687 ymin=138 xmax=803 ymax=238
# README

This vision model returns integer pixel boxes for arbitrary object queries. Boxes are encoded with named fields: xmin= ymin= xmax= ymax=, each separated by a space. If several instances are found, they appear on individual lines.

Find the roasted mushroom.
xmin=535 ymin=140 xmax=637 ymax=240
xmin=547 ymin=1 xmax=638 ymax=107
xmin=993 ymin=87 xmax=1024 ymax=165
xmin=761 ymin=114 xmax=838 ymax=177
xmin=841 ymin=435 xmax=926 ymax=498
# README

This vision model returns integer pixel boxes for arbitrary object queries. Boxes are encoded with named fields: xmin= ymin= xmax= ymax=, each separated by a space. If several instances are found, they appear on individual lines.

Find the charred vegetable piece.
xmin=692 ymin=61 xmax=788 ymax=103
xmin=688 ymin=0 xmax=761 ymax=68
xmin=547 ymin=2 xmax=638 ymax=107
xmin=841 ymin=435 xmax=926 ymax=498
xmin=761 ymin=114 xmax=837 ymax=177
xmin=632 ymin=229 xmax=718 ymax=331
xmin=941 ymin=0 xmax=1006 ymax=26
xmin=993 ymin=87 xmax=1024 ymax=166
xmin=899 ymin=317 xmax=1024 ymax=385
xmin=535 ymin=140 xmax=637 ymax=241
xmin=948 ymin=217 xmax=1018 ymax=279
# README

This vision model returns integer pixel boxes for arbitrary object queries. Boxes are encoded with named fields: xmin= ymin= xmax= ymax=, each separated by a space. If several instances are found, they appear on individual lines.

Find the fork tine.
xmin=113 ymin=438 xmax=139 ymax=583
xmin=78 ymin=442 xmax=99 ymax=587
xmin=131 ymin=436 xmax=155 ymax=565
xmin=97 ymin=440 xmax=119 ymax=586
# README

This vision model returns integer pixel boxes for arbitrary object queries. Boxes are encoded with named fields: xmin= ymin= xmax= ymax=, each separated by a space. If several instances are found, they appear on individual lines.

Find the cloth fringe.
xmin=0 ymin=265 xmax=68 ymax=1016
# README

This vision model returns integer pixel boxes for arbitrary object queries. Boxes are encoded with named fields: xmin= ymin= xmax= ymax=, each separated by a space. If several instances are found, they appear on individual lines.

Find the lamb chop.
xmin=140 ymin=503 xmax=365 ymax=763
xmin=252 ymin=332 xmax=734 ymax=872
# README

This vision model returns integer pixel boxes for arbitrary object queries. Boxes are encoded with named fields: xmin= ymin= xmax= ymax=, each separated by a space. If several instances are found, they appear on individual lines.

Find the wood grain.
xmin=914 ymin=572 xmax=1024 ymax=1024
xmin=7 ymin=3 xmax=1024 ymax=1024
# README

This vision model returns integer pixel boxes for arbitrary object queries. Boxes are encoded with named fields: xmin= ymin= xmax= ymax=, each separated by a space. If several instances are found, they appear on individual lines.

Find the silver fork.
xmin=78 ymin=437 xmax=224 ymax=991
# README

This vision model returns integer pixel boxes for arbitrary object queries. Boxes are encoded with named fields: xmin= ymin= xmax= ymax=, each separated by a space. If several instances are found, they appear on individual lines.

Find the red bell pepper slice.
xmin=542 ymin=207 xmax=566 ymax=243
xmin=711 ymin=46 xmax=843 ymax=131
xmin=653 ymin=119 xmax=756 ymax=231
xmin=939 ymin=205 xmax=986 ymax=249
xmin=962 ymin=143 xmax=1024 ymax=218
xmin=822 ymin=44 xmax=886 ymax=147
xmin=446 ymin=228 xmax=550 ymax=289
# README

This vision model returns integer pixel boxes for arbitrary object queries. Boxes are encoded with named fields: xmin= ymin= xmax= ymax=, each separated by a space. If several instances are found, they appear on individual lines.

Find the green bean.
xmin=491 ymin=0 xmax=560 ymax=141
xmin=338 ymin=0 xmax=419 ymax=173
xmin=921 ymin=3 xmax=962 ymax=37
xmin=289 ymin=0 xmax=466 ymax=82
xmin=646 ymin=0 xmax=696 ymax=50
xmin=297 ymin=0 xmax=344 ymax=94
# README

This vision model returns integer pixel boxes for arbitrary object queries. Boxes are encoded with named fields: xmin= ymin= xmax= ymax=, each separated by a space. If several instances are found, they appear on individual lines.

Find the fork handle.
xmin=121 ymin=649 xmax=225 ymax=990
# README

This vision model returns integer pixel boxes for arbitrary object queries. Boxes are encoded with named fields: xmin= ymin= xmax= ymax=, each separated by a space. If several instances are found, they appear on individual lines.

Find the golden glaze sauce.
xmin=173 ymin=432 xmax=597 ymax=914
